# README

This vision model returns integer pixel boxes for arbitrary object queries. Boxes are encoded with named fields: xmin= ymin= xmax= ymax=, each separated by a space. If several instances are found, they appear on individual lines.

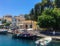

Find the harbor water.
xmin=0 ymin=34 xmax=60 ymax=46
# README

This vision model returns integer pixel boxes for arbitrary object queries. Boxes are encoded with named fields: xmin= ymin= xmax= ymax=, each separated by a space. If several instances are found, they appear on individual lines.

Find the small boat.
xmin=12 ymin=29 xmax=37 ymax=39
xmin=0 ymin=29 xmax=7 ymax=34
xmin=12 ymin=33 xmax=37 ymax=40
xmin=35 ymin=37 xmax=52 ymax=46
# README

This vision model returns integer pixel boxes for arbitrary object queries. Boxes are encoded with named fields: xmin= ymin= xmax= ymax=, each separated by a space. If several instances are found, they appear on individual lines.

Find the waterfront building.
xmin=3 ymin=15 xmax=12 ymax=23
xmin=18 ymin=20 xmax=37 ymax=31
xmin=12 ymin=15 xmax=25 ymax=29
xmin=12 ymin=16 xmax=37 ymax=31
xmin=11 ymin=17 xmax=17 ymax=29
xmin=14 ymin=15 xmax=25 ymax=21
xmin=14 ymin=15 xmax=25 ymax=27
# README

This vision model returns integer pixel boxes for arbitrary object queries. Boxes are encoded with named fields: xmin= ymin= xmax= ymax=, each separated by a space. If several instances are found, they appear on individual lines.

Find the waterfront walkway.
xmin=29 ymin=31 xmax=60 ymax=40
xmin=37 ymin=34 xmax=60 ymax=39
xmin=8 ymin=29 xmax=60 ymax=40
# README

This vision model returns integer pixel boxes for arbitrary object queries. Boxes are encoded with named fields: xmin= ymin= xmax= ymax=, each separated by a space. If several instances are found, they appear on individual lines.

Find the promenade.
xmin=37 ymin=33 xmax=60 ymax=40
xmin=29 ymin=30 xmax=60 ymax=40
xmin=8 ymin=29 xmax=60 ymax=40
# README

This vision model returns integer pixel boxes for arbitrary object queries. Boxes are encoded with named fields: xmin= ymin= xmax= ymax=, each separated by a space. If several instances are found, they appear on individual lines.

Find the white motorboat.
xmin=35 ymin=37 xmax=52 ymax=46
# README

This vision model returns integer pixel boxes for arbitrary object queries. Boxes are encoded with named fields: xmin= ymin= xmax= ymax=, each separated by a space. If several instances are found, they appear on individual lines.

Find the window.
xmin=26 ymin=25 xmax=28 ymax=29
xmin=30 ymin=25 xmax=32 ymax=28
xmin=20 ymin=25 xmax=22 ymax=29
xmin=18 ymin=19 xmax=20 ymax=22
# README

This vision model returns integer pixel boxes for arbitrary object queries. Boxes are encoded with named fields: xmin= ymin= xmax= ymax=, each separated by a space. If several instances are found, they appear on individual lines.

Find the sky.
xmin=0 ymin=0 xmax=41 ymax=17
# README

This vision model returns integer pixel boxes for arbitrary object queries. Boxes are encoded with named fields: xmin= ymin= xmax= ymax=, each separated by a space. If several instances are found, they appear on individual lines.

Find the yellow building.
xmin=3 ymin=15 xmax=12 ymax=23
xmin=14 ymin=15 xmax=25 ymax=21
xmin=18 ymin=20 xmax=37 ymax=31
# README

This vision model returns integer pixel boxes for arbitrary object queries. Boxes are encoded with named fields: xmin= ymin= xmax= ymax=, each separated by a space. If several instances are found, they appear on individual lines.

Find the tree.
xmin=2 ymin=20 xmax=6 ymax=24
xmin=34 ymin=3 xmax=42 ymax=21
xmin=24 ymin=14 xmax=30 ymax=20
xmin=4 ymin=22 xmax=11 ymax=26
xmin=29 ymin=3 xmax=42 ymax=21
xmin=29 ymin=8 xmax=35 ymax=20
xmin=38 ymin=9 xmax=56 ymax=28
xmin=38 ymin=8 xmax=60 ymax=31
xmin=55 ymin=0 xmax=60 ymax=8
xmin=52 ymin=8 xmax=60 ymax=30
xmin=29 ymin=0 xmax=54 ymax=21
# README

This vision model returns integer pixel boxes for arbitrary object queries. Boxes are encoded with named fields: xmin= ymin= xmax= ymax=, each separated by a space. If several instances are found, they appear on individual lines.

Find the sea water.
xmin=0 ymin=34 xmax=60 ymax=46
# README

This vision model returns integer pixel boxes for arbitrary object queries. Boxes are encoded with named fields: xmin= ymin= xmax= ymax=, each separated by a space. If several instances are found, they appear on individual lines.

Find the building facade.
xmin=3 ymin=15 xmax=37 ymax=30
xmin=18 ymin=20 xmax=37 ymax=31
xmin=3 ymin=15 xmax=12 ymax=23
xmin=12 ymin=15 xmax=25 ymax=29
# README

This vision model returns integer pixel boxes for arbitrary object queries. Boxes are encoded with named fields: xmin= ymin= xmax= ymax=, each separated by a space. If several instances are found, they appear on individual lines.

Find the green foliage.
xmin=4 ymin=23 xmax=11 ymax=26
xmin=55 ymin=0 xmax=60 ymax=8
xmin=1 ymin=19 xmax=11 ymax=27
xmin=24 ymin=14 xmax=30 ymax=20
xmin=0 ymin=26 xmax=3 ymax=29
xmin=38 ymin=8 xmax=60 ymax=31
xmin=38 ymin=9 xmax=56 ymax=28
xmin=52 ymin=8 xmax=60 ymax=30
xmin=2 ymin=20 xmax=6 ymax=24
xmin=29 ymin=0 xmax=54 ymax=21
xmin=29 ymin=8 xmax=35 ymax=20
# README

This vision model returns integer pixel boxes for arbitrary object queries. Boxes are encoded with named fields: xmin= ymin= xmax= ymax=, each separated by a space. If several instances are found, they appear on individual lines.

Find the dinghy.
xmin=35 ymin=37 xmax=52 ymax=46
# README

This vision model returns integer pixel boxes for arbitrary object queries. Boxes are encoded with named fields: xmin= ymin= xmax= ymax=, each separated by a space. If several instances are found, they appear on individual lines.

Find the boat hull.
xmin=0 ymin=31 xmax=7 ymax=34
xmin=35 ymin=37 xmax=52 ymax=46
xmin=12 ymin=34 xmax=37 ymax=40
